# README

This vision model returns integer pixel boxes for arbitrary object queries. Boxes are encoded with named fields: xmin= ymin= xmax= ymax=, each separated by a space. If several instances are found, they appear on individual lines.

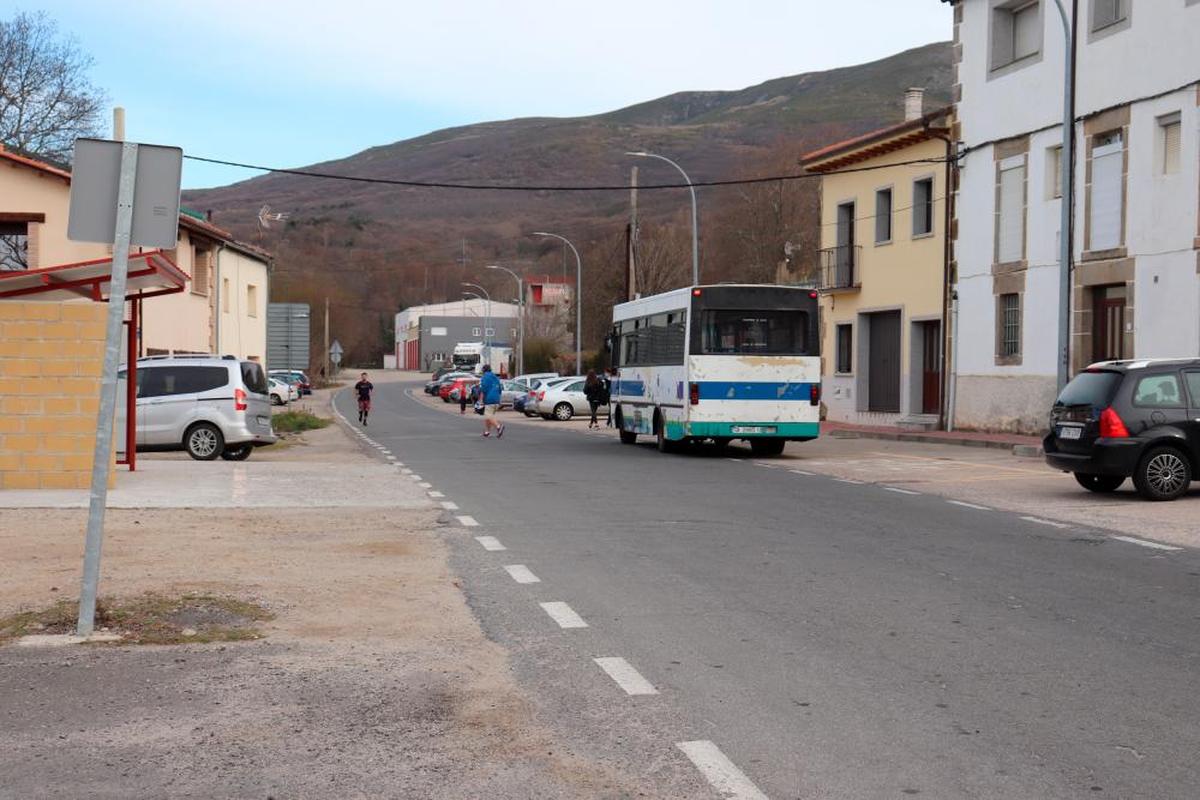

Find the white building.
xmin=394 ymin=298 xmax=519 ymax=370
xmin=948 ymin=0 xmax=1200 ymax=433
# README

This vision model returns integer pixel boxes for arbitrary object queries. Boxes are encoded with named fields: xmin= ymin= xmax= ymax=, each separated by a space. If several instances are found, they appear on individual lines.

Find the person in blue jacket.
xmin=478 ymin=364 xmax=505 ymax=439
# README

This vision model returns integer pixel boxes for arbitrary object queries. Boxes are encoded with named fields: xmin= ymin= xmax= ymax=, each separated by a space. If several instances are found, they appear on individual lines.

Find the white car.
xmin=538 ymin=377 xmax=609 ymax=421
xmin=268 ymin=376 xmax=299 ymax=405
xmin=524 ymin=377 xmax=574 ymax=417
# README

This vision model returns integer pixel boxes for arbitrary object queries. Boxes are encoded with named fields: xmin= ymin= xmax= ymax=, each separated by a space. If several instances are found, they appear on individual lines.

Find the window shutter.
xmin=1090 ymin=138 xmax=1123 ymax=251
xmin=1013 ymin=5 xmax=1040 ymax=60
xmin=1162 ymin=121 xmax=1181 ymax=175
xmin=991 ymin=8 xmax=1015 ymax=68
xmin=998 ymin=159 xmax=1025 ymax=263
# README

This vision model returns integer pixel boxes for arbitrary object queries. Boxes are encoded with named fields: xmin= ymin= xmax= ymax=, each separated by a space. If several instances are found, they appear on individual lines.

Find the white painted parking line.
xmin=440 ymin=501 xmax=458 ymax=510
xmin=503 ymin=564 xmax=541 ymax=584
xmin=947 ymin=500 xmax=992 ymax=511
xmin=475 ymin=536 xmax=506 ymax=551
xmin=456 ymin=515 xmax=479 ymax=527
xmin=789 ymin=469 xmax=814 ymax=476
xmin=428 ymin=490 xmax=445 ymax=498
xmin=1111 ymin=535 xmax=1182 ymax=552
xmin=1021 ymin=515 xmax=1070 ymax=529
xmin=884 ymin=487 xmax=921 ymax=496
xmin=593 ymin=657 xmax=658 ymax=696
xmin=675 ymin=741 xmax=768 ymax=800
xmin=539 ymin=601 xmax=588 ymax=629
xmin=833 ymin=478 xmax=864 ymax=485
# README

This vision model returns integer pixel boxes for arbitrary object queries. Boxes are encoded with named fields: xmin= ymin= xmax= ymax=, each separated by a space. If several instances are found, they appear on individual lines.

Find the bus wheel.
xmin=750 ymin=439 xmax=786 ymax=457
xmin=616 ymin=410 xmax=637 ymax=444
xmin=655 ymin=416 xmax=675 ymax=454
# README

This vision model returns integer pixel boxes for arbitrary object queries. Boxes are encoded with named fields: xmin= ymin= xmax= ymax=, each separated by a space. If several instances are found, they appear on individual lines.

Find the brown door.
xmin=921 ymin=320 xmax=942 ymax=415
xmin=868 ymin=311 xmax=901 ymax=413
xmin=1093 ymin=284 xmax=1127 ymax=362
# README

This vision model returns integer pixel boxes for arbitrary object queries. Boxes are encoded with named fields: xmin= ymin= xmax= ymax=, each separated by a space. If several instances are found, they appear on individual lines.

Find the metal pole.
xmin=77 ymin=141 xmax=139 ymax=637
xmin=486 ymin=265 xmax=524 ymax=376
xmin=1053 ymin=0 xmax=1075 ymax=392
xmin=126 ymin=298 xmax=137 ymax=471
xmin=463 ymin=282 xmax=491 ymax=366
xmin=627 ymin=152 xmax=699 ymax=285
xmin=324 ymin=297 xmax=330 ymax=382
xmin=531 ymin=233 xmax=583 ymax=375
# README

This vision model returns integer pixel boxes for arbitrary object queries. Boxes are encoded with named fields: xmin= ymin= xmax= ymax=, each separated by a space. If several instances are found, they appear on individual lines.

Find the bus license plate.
xmin=733 ymin=426 xmax=776 ymax=434
xmin=1058 ymin=425 xmax=1082 ymax=440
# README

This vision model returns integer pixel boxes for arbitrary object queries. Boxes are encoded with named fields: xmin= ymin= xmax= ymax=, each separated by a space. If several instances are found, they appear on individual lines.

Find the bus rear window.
xmin=700 ymin=310 xmax=809 ymax=355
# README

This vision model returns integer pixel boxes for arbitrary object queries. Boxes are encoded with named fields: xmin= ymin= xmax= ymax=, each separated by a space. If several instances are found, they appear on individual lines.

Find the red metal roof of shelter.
xmin=0 ymin=250 xmax=187 ymax=302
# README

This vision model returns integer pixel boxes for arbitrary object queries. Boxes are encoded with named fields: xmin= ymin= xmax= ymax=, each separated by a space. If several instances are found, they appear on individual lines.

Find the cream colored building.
xmin=801 ymin=99 xmax=953 ymax=428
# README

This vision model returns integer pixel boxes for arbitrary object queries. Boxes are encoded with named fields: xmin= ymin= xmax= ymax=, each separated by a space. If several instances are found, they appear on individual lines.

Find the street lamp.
xmin=1051 ymin=0 xmax=1075 ymax=392
xmin=626 ymin=150 xmax=699 ymax=286
xmin=462 ymin=282 xmax=491 ymax=365
xmin=486 ymin=264 xmax=524 ymax=376
xmin=531 ymin=231 xmax=582 ymax=376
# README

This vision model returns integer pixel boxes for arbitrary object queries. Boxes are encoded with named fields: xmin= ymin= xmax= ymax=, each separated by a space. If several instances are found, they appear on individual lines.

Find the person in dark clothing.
xmin=354 ymin=373 xmax=374 ymax=425
xmin=459 ymin=380 xmax=470 ymax=414
xmin=601 ymin=369 xmax=614 ymax=426
xmin=583 ymin=369 xmax=604 ymax=429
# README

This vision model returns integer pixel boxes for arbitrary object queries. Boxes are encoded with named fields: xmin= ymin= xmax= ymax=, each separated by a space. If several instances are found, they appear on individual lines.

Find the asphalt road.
xmin=339 ymin=380 xmax=1200 ymax=800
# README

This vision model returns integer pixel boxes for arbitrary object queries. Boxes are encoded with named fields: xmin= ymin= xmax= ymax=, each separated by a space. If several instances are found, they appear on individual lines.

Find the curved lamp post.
xmin=486 ymin=265 xmax=524 ymax=376
xmin=531 ymin=231 xmax=582 ymax=376
xmin=626 ymin=150 xmax=699 ymax=286
xmin=462 ymin=282 xmax=491 ymax=365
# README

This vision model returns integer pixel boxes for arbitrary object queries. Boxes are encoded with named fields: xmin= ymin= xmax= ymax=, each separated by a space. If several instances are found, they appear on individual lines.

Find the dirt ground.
xmin=0 ymin=414 xmax=655 ymax=797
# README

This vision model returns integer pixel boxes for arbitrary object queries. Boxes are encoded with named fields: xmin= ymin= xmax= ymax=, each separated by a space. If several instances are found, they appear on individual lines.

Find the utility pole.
xmin=627 ymin=166 xmax=639 ymax=301
xmin=324 ymin=297 xmax=330 ymax=380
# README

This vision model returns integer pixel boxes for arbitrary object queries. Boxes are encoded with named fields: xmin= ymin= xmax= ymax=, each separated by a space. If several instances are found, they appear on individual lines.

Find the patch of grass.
xmin=272 ymin=409 xmax=331 ymax=433
xmin=0 ymin=593 xmax=274 ymax=646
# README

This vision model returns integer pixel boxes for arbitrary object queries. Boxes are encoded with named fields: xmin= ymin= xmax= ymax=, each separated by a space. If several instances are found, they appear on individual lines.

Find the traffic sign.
xmin=330 ymin=340 xmax=344 ymax=366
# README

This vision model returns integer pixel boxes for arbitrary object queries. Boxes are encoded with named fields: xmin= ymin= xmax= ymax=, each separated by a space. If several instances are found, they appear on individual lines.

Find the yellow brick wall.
xmin=0 ymin=301 xmax=115 ymax=490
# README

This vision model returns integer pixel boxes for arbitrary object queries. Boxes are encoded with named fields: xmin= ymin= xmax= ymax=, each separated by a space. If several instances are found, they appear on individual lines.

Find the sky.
xmin=16 ymin=1 xmax=952 ymax=189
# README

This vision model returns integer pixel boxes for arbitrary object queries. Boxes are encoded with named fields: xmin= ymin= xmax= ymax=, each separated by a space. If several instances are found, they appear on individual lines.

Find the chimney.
xmin=206 ymin=209 xmax=213 ymax=222
xmin=904 ymin=88 xmax=924 ymax=122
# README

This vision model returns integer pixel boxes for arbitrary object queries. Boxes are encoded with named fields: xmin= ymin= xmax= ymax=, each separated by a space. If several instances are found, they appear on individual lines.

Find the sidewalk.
xmin=821 ymin=420 xmax=1045 ymax=456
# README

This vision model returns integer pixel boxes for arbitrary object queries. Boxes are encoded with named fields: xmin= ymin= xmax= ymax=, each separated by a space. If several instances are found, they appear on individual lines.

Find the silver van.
xmin=117 ymin=355 xmax=276 ymax=461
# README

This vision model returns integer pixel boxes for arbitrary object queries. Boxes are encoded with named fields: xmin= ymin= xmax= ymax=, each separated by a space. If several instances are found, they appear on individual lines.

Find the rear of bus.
xmin=684 ymin=285 xmax=820 ymax=453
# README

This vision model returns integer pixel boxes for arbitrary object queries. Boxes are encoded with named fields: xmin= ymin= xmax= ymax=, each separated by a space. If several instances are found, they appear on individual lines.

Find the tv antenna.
xmin=257 ymin=204 xmax=290 ymax=230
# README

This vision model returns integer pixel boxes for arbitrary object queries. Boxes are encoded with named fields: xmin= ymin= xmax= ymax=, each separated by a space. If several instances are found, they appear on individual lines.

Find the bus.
xmin=608 ymin=283 xmax=820 ymax=456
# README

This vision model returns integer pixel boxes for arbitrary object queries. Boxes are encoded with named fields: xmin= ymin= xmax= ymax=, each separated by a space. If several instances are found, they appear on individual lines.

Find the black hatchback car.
xmin=1044 ymin=359 xmax=1200 ymax=501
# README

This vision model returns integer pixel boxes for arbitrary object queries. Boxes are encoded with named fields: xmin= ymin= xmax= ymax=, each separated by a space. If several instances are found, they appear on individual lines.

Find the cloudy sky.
xmin=24 ymin=1 xmax=952 ymax=188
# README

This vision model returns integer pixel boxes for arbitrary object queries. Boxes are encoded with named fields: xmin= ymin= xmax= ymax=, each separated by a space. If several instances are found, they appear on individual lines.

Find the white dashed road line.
xmin=475 ymin=536 xmax=506 ymax=551
xmin=789 ymin=469 xmax=814 ymax=476
xmin=428 ymin=490 xmax=445 ymax=498
xmin=675 ymin=740 xmax=768 ymax=800
xmin=947 ymin=500 xmax=992 ymax=511
xmin=440 ymin=501 xmax=458 ymax=510
xmin=409 ymin=474 xmax=423 ymax=481
xmin=456 ymin=515 xmax=479 ymax=527
xmin=1110 ymin=535 xmax=1182 ymax=552
xmin=539 ymin=601 xmax=588 ymax=629
xmin=884 ymin=487 xmax=921 ymax=496
xmin=502 ymin=564 xmax=541 ymax=584
xmin=1021 ymin=516 xmax=1070 ymax=529
xmin=593 ymin=657 xmax=658 ymax=696
xmin=833 ymin=478 xmax=864 ymax=485
xmin=418 ymin=482 xmax=432 ymax=489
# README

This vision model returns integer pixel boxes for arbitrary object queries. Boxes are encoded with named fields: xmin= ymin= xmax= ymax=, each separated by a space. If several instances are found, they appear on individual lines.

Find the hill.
xmin=183 ymin=42 xmax=952 ymax=365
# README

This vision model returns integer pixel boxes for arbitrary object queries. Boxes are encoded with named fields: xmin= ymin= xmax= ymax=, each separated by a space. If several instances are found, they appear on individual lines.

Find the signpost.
xmin=68 ymin=138 xmax=182 ymax=637
xmin=329 ymin=340 xmax=344 ymax=374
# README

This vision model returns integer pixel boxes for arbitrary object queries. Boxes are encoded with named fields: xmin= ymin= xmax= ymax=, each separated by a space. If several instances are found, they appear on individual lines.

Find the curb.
xmin=828 ymin=428 xmax=1044 ymax=458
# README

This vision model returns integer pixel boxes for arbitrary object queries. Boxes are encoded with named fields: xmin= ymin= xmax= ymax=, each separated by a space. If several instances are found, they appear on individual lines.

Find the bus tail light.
xmin=810 ymin=383 xmax=821 ymax=407
xmin=689 ymin=382 xmax=700 ymax=405
xmin=234 ymin=388 xmax=248 ymax=412
xmin=1099 ymin=407 xmax=1129 ymax=438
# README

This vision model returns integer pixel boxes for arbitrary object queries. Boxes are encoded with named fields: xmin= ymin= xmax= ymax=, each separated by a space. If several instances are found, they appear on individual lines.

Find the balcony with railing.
xmin=818 ymin=245 xmax=861 ymax=292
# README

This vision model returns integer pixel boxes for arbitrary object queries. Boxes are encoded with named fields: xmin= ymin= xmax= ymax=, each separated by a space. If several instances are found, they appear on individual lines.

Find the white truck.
xmin=452 ymin=342 xmax=513 ymax=376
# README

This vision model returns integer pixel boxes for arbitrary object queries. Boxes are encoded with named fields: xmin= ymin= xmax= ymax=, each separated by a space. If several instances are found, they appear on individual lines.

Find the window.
xmin=912 ymin=178 xmax=934 ymax=237
xmin=1091 ymin=0 xmax=1128 ymax=31
xmin=1185 ymin=372 xmax=1200 ymax=407
xmin=192 ymin=248 xmax=210 ymax=296
xmin=991 ymin=1 xmax=1042 ymax=71
xmin=140 ymin=366 xmax=229 ymax=398
xmin=617 ymin=310 xmax=686 ymax=367
xmin=1046 ymin=146 xmax=1063 ymax=199
xmin=997 ymin=156 xmax=1026 ymax=263
xmin=835 ymin=324 xmax=853 ymax=373
xmin=700 ymin=309 xmax=810 ymax=356
xmin=246 ymin=284 xmax=258 ymax=317
xmin=1159 ymin=113 xmax=1181 ymax=176
xmin=0 ymin=221 xmax=29 ymax=270
xmin=1089 ymin=131 xmax=1124 ymax=251
xmin=999 ymin=293 xmax=1021 ymax=357
xmin=472 ymin=327 xmax=481 ymax=337
xmin=240 ymin=362 xmax=268 ymax=394
xmin=1133 ymin=374 xmax=1185 ymax=408
xmin=485 ymin=327 xmax=495 ymax=337
xmin=875 ymin=189 xmax=892 ymax=244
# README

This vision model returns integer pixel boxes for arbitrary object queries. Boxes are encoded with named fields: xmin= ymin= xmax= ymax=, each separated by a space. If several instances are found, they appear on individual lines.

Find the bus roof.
xmin=612 ymin=283 xmax=814 ymax=322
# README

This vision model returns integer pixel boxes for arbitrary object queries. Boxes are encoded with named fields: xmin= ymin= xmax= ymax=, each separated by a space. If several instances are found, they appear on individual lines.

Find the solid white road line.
xmin=884 ymin=487 xmax=921 ymax=496
xmin=789 ymin=469 xmax=814 ymax=476
xmin=1021 ymin=515 xmax=1070 ymax=529
xmin=428 ymin=490 xmax=446 ymax=498
xmin=593 ymin=657 xmax=658 ymax=695
xmin=457 ymin=515 xmax=480 ymax=527
xmin=834 ymin=478 xmax=864 ymax=485
xmin=475 ymin=536 xmax=506 ymax=551
xmin=1111 ymin=535 xmax=1182 ymax=552
xmin=947 ymin=500 xmax=992 ymax=511
xmin=539 ymin=601 xmax=588 ymax=629
xmin=503 ymin=564 xmax=541 ymax=584
xmin=440 ymin=501 xmax=458 ymax=510
xmin=675 ymin=741 xmax=768 ymax=800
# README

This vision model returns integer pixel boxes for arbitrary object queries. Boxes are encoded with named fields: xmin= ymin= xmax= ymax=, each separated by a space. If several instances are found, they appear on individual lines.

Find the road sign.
xmin=330 ymin=340 xmax=344 ymax=366
xmin=68 ymin=138 xmax=182 ymax=248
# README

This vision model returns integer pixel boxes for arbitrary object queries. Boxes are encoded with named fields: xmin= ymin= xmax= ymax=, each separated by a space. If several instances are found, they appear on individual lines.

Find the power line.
xmin=184 ymin=153 xmax=957 ymax=192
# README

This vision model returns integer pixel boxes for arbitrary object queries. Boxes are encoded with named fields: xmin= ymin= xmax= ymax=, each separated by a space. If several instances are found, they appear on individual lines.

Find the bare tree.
xmin=0 ymin=11 xmax=106 ymax=163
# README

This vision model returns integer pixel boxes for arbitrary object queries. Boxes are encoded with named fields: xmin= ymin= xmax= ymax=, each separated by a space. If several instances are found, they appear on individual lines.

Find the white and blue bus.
xmin=609 ymin=283 xmax=821 ymax=456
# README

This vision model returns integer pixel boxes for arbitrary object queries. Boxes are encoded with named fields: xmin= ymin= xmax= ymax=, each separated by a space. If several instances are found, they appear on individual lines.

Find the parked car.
xmin=431 ymin=364 xmax=458 ymax=381
xmin=268 ymin=369 xmax=312 ymax=395
xmin=513 ymin=393 xmax=529 ymax=414
xmin=117 ymin=355 xmax=276 ymax=461
xmin=521 ymin=377 xmax=569 ymax=417
xmin=525 ymin=376 xmax=579 ymax=418
xmin=501 ymin=379 xmax=531 ymax=407
xmin=448 ymin=378 xmax=480 ymax=403
xmin=538 ymin=377 xmax=609 ymax=421
xmin=268 ymin=376 xmax=299 ymax=405
xmin=426 ymin=371 xmax=470 ymax=395
xmin=512 ymin=372 xmax=559 ymax=387
xmin=1044 ymin=358 xmax=1200 ymax=501
xmin=440 ymin=376 xmax=479 ymax=403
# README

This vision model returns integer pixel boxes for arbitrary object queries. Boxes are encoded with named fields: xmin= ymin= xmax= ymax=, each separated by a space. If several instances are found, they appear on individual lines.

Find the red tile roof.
xmin=0 ymin=144 xmax=72 ymax=182
xmin=800 ymin=108 xmax=953 ymax=172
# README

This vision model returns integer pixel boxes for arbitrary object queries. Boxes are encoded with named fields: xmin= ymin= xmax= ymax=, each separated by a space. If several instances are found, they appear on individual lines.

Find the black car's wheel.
xmin=1132 ymin=446 xmax=1192 ymax=501
xmin=553 ymin=403 xmax=574 ymax=421
xmin=220 ymin=443 xmax=254 ymax=461
xmin=1074 ymin=472 xmax=1124 ymax=493
xmin=750 ymin=438 xmax=786 ymax=457
xmin=655 ymin=417 xmax=675 ymax=453
xmin=184 ymin=423 xmax=224 ymax=461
